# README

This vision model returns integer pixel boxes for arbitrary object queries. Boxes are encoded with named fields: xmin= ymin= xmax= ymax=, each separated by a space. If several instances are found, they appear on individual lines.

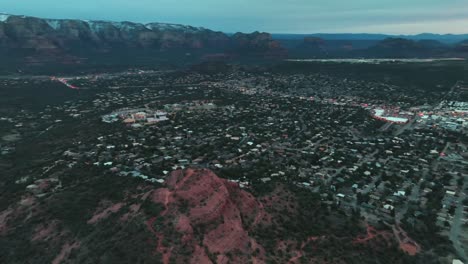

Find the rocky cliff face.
xmin=231 ymin=31 xmax=287 ymax=58
xmin=0 ymin=14 xmax=229 ymax=51
xmin=0 ymin=13 xmax=286 ymax=68
xmin=146 ymin=168 xmax=272 ymax=264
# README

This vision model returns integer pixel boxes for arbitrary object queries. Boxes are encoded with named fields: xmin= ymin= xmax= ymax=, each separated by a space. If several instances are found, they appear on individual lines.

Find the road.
xmin=432 ymin=142 xmax=451 ymax=171
xmin=395 ymin=177 xmax=422 ymax=224
xmin=379 ymin=122 xmax=392 ymax=132
xmin=394 ymin=117 xmax=417 ymax=136
xmin=449 ymin=174 xmax=467 ymax=262
xmin=438 ymin=80 xmax=461 ymax=107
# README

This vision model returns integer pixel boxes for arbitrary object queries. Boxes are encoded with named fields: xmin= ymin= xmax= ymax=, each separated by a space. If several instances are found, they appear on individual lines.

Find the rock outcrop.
xmin=146 ymin=168 xmax=270 ymax=264
xmin=0 ymin=13 xmax=286 ymax=68
xmin=365 ymin=37 xmax=450 ymax=58
xmin=230 ymin=31 xmax=287 ymax=58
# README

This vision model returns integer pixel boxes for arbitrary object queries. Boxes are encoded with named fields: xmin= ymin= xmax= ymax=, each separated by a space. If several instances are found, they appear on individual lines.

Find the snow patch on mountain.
xmin=84 ymin=20 xmax=108 ymax=33
xmin=143 ymin=24 xmax=155 ymax=31
xmin=111 ymin=22 xmax=145 ymax=32
xmin=46 ymin=20 xmax=61 ymax=30
xmin=145 ymin=23 xmax=205 ymax=33
xmin=0 ymin=14 xmax=10 ymax=22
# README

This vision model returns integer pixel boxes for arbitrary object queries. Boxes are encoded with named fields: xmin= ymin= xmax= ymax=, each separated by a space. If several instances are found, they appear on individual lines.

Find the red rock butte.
xmin=147 ymin=168 xmax=270 ymax=264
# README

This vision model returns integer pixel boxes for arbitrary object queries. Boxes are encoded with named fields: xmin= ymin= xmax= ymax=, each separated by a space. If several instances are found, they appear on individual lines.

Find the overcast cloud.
xmin=1 ymin=0 xmax=467 ymax=34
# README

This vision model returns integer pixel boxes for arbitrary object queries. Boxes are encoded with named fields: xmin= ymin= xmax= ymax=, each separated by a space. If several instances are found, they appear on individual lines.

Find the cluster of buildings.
xmin=102 ymin=109 xmax=169 ymax=126
xmin=371 ymin=108 xmax=409 ymax=124
xmin=1 ymin=67 xmax=467 ymax=261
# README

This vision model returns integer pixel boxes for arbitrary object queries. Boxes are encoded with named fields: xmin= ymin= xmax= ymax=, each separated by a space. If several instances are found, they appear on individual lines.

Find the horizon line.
xmin=2 ymin=12 xmax=468 ymax=36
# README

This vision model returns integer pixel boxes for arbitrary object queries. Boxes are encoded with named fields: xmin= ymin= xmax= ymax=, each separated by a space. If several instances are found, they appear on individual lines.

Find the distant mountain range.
xmin=275 ymin=32 xmax=468 ymax=59
xmin=0 ymin=13 xmax=285 ymax=70
xmin=0 ymin=13 xmax=467 ymax=71
xmin=272 ymin=33 xmax=468 ymax=44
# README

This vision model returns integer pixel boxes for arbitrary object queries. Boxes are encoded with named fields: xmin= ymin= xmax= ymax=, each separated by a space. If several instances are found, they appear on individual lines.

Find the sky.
xmin=1 ymin=0 xmax=468 ymax=34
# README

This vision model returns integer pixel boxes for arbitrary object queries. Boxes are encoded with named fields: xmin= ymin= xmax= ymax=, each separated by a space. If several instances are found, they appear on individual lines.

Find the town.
xmin=0 ymin=63 xmax=467 ymax=262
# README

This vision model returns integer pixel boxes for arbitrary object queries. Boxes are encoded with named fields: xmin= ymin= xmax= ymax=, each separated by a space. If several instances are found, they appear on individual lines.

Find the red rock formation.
xmin=231 ymin=31 xmax=288 ymax=58
xmin=146 ymin=168 xmax=269 ymax=264
xmin=0 ymin=14 xmax=286 ymax=68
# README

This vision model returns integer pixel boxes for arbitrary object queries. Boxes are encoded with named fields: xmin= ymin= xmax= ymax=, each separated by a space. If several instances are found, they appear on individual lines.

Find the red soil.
xmin=36 ymin=179 xmax=52 ymax=192
xmin=392 ymin=225 xmax=421 ymax=256
xmin=0 ymin=208 xmax=14 ymax=235
xmin=353 ymin=224 xmax=393 ymax=244
xmin=400 ymin=243 xmax=419 ymax=256
xmin=19 ymin=195 xmax=36 ymax=206
xmin=120 ymin=203 xmax=142 ymax=222
xmin=87 ymin=201 xmax=124 ymax=224
xmin=191 ymin=245 xmax=213 ymax=264
xmin=146 ymin=168 xmax=270 ymax=264
xmin=1 ymin=194 xmax=40 ymax=235
xmin=143 ymin=169 xmax=419 ymax=263
xmin=31 ymin=220 xmax=59 ymax=242
xmin=51 ymin=241 xmax=80 ymax=264
xmin=286 ymin=236 xmax=322 ymax=263
xmin=354 ymin=223 xmax=421 ymax=256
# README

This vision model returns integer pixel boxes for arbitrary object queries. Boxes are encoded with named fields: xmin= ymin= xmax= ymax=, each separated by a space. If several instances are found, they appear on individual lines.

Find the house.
xmin=393 ymin=190 xmax=406 ymax=197
xmin=260 ymin=177 xmax=272 ymax=183
xmin=446 ymin=190 xmax=456 ymax=196
xmin=178 ymin=159 xmax=190 ymax=165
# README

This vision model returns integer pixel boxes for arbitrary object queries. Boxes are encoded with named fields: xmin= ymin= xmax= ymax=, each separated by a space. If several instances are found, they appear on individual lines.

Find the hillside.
xmin=1 ymin=165 xmax=436 ymax=264
xmin=0 ymin=13 xmax=285 ymax=70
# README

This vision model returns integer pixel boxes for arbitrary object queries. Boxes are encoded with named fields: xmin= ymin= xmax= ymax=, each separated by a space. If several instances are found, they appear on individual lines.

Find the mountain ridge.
xmin=0 ymin=13 xmax=286 ymax=70
xmin=0 ymin=13 xmax=467 ymax=72
xmin=272 ymin=33 xmax=468 ymax=44
xmin=0 ymin=13 xmax=210 ymax=32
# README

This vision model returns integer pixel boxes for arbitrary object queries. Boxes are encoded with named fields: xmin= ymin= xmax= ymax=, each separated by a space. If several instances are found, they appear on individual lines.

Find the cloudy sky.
xmin=1 ymin=0 xmax=468 ymax=34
